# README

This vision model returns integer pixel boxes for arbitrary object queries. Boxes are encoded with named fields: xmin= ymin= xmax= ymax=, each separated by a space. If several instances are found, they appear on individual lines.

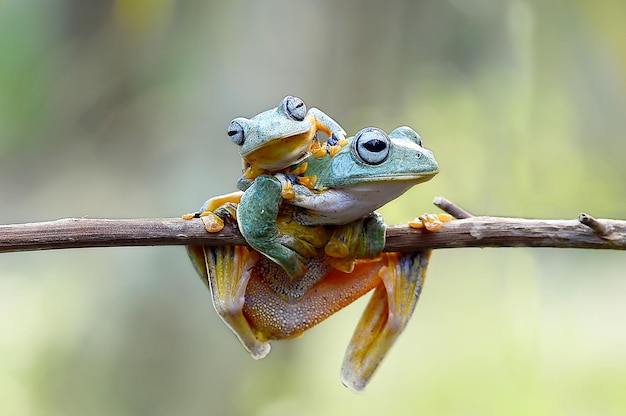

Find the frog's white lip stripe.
xmin=346 ymin=172 xmax=439 ymax=182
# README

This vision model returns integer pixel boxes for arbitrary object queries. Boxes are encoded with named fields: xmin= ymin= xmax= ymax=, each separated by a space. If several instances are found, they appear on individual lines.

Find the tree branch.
xmin=0 ymin=197 xmax=624 ymax=253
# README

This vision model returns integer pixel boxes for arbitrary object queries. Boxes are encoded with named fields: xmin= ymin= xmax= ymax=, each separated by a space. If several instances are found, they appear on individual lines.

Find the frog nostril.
xmin=415 ymin=152 xmax=422 ymax=158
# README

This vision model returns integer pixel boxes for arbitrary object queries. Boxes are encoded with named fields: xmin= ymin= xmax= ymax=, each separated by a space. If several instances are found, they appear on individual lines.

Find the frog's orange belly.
xmin=242 ymin=258 xmax=388 ymax=341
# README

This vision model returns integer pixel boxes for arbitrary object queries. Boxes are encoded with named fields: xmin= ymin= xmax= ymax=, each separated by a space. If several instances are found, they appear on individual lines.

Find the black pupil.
xmin=227 ymin=130 xmax=237 ymax=136
xmin=363 ymin=139 xmax=386 ymax=153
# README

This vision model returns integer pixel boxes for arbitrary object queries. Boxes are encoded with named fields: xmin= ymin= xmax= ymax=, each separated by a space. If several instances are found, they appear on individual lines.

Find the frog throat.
xmin=243 ymin=130 xmax=315 ymax=171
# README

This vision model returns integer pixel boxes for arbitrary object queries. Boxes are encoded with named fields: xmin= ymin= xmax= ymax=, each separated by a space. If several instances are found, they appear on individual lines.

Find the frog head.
xmin=323 ymin=125 xmax=438 ymax=187
xmin=227 ymin=96 xmax=319 ymax=171
xmin=290 ymin=126 xmax=440 ymax=225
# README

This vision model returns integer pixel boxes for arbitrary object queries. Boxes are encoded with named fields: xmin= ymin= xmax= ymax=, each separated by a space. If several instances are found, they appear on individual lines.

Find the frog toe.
xmin=200 ymin=212 xmax=225 ymax=233
xmin=328 ymin=144 xmax=342 ymax=157
xmin=408 ymin=212 xmax=453 ymax=231
xmin=280 ymin=181 xmax=295 ymax=200
xmin=324 ymin=238 xmax=350 ymax=258
xmin=297 ymin=175 xmax=318 ymax=190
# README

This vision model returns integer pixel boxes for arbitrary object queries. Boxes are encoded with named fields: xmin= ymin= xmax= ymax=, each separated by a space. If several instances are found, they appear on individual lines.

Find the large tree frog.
xmin=237 ymin=126 xmax=439 ymax=278
xmin=187 ymin=206 xmax=431 ymax=392
xmin=183 ymin=95 xmax=347 ymax=228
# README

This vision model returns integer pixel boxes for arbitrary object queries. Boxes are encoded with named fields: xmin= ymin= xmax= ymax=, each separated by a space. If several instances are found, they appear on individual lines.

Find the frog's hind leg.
xmin=194 ymin=244 xmax=271 ymax=359
xmin=340 ymin=250 xmax=431 ymax=393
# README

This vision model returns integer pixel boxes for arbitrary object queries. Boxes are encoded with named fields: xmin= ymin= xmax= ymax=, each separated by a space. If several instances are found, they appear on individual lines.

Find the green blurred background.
xmin=1 ymin=0 xmax=625 ymax=415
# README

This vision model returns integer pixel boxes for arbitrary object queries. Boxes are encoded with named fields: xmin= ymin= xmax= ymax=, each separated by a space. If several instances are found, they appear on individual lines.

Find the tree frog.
xmin=183 ymin=95 xmax=347 ymax=228
xmin=237 ymin=126 xmax=439 ymax=278
xmin=228 ymin=95 xmax=347 ymax=179
xmin=187 ymin=206 xmax=431 ymax=392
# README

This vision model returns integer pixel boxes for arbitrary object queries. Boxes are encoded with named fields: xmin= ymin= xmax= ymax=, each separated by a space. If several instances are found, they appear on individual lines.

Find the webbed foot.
xmin=325 ymin=212 xmax=386 ymax=260
xmin=341 ymin=250 xmax=431 ymax=392
xmin=192 ymin=244 xmax=271 ymax=359
xmin=408 ymin=212 xmax=453 ymax=231
xmin=182 ymin=191 xmax=244 ymax=233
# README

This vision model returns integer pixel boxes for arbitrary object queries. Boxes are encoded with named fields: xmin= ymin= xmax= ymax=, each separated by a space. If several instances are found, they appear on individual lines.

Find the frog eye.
xmin=283 ymin=96 xmax=307 ymax=121
xmin=353 ymin=127 xmax=390 ymax=165
xmin=227 ymin=119 xmax=245 ymax=145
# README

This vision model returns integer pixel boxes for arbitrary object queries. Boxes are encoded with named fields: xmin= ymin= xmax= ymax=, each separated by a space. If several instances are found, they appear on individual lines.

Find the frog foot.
xmin=312 ymin=137 xmax=349 ymax=158
xmin=341 ymin=250 xmax=431 ymax=392
xmin=281 ymin=181 xmax=295 ymax=200
xmin=289 ymin=162 xmax=308 ymax=175
xmin=408 ymin=213 xmax=453 ymax=231
xmin=327 ymin=137 xmax=349 ymax=157
xmin=203 ymin=245 xmax=271 ymax=359
xmin=324 ymin=213 xmax=386 ymax=270
xmin=243 ymin=164 xmax=268 ymax=180
xmin=328 ymin=256 xmax=357 ymax=273
xmin=327 ymin=134 xmax=349 ymax=157
xmin=181 ymin=210 xmax=225 ymax=233
xmin=297 ymin=175 xmax=318 ymax=189
xmin=328 ymin=144 xmax=342 ymax=157
xmin=182 ymin=192 xmax=244 ymax=230
xmin=324 ymin=238 xmax=350 ymax=258
xmin=312 ymin=142 xmax=328 ymax=158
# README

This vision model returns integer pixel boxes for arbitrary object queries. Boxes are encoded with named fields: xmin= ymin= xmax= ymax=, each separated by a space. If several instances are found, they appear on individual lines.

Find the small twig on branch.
xmin=578 ymin=213 xmax=614 ymax=237
xmin=0 ymin=198 xmax=624 ymax=254
xmin=433 ymin=196 xmax=474 ymax=219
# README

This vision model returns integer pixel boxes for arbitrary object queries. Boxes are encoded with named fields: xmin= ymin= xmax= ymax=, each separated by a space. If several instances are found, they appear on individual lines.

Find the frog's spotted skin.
xmin=237 ymin=126 xmax=439 ymax=278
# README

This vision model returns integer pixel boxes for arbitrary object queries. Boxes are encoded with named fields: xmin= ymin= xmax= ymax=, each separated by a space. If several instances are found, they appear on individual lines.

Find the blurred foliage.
xmin=0 ymin=0 xmax=625 ymax=415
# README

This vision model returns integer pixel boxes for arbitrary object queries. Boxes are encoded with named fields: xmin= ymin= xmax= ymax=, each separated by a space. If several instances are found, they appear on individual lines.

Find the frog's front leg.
xmin=307 ymin=108 xmax=348 ymax=157
xmin=341 ymin=250 xmax=431 ymax=393
xmin=237 ymin=174 xmax=307 ymax=278
xmin=187 ymin=244 xmax=271 ymax=359
xmin=182 ymin=191 xmax=244 ymax=232
xmin=238 ymin=168 xmax=301 ymax=200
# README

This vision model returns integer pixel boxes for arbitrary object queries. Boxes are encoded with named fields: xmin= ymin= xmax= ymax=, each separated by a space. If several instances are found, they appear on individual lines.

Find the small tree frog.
xmin=229 ymin=95 xmax=348 ymax=181
xmin=183 ymin=95 xmax=347 ymax=228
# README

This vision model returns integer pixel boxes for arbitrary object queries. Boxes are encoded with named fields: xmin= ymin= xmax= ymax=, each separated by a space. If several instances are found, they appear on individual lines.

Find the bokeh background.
xmin=1 ymin=1 xmax=625 ymax=415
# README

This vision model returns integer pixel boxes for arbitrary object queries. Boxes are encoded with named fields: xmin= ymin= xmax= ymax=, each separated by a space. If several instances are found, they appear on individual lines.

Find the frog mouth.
xmin=351 ymin=171 xmax=439 ymax=183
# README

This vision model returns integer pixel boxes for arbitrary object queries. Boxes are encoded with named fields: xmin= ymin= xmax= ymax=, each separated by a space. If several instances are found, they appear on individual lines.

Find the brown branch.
xmin=0 ymin=198 xmax=624 ymax=253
